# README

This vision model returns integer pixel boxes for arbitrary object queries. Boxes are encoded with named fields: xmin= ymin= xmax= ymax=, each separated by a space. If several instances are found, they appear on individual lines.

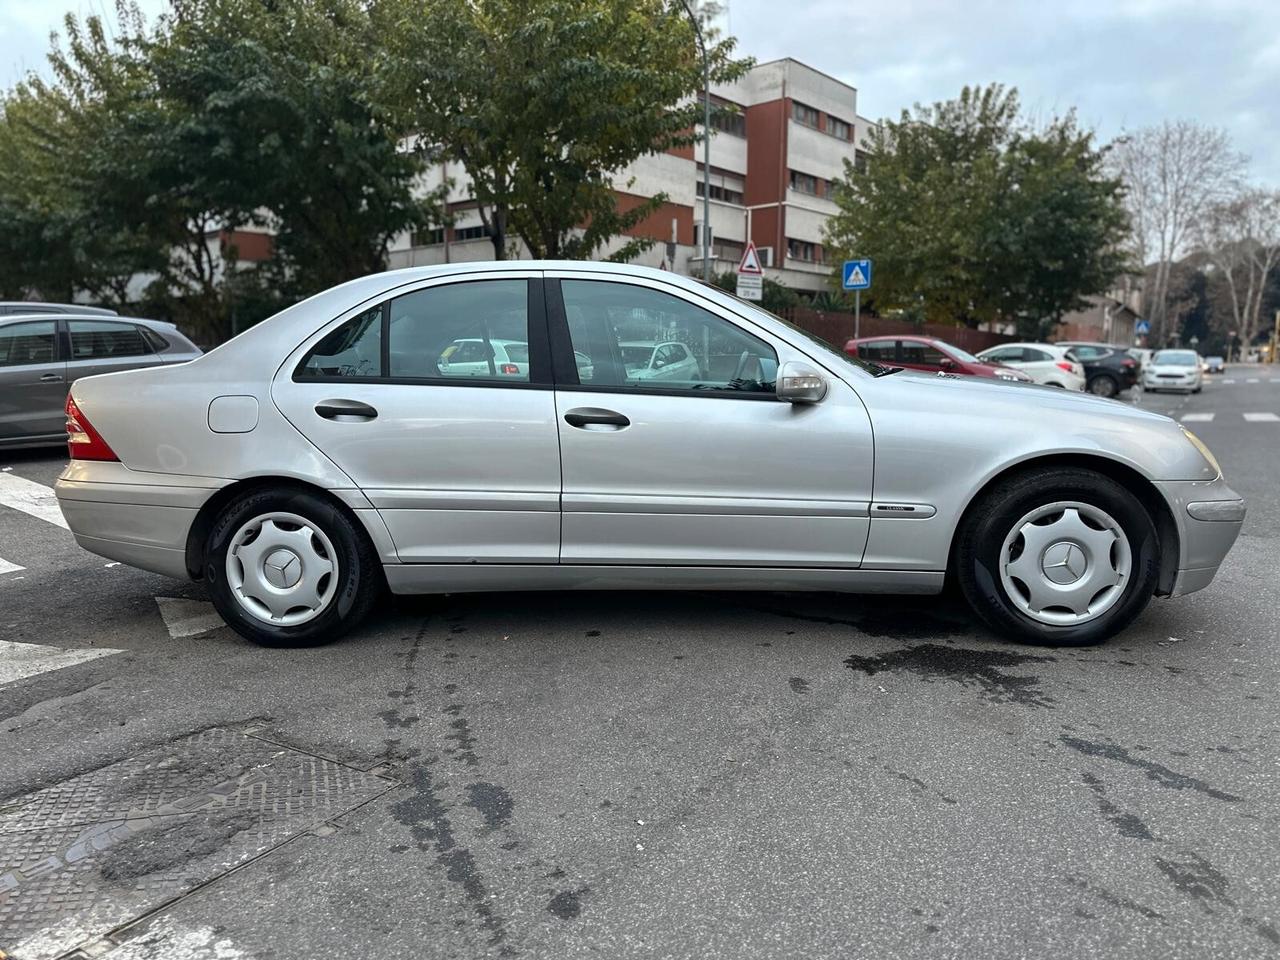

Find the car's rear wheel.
xmin=954 ymin=467 xmax=1160 ymax=646
xmin=204 ymin=487 xmax=381 ymax=646
xmin=1088 ymin=375 xmax=1119 ymax=398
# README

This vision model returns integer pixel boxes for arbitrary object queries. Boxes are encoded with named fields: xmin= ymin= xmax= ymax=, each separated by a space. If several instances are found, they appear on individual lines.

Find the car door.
xmin=548 ymin=273 xmax=875 ymax=567
xmin=65 ymin=319 xmax=165 ymax=383
xmin=898 ymin=339 xmax=948 ymax=374
xmin=273 ymin=273 xmax=562 ymax=564
xmin=979 ymin=345 xmax=1025 ymax=372
xmin=0 ymin=319 xmax=66 ymax=444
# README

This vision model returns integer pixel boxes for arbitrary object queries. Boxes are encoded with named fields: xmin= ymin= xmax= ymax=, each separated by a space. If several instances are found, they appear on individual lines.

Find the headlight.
xmin=1181 ymin=427 xmax=1221 ymax=478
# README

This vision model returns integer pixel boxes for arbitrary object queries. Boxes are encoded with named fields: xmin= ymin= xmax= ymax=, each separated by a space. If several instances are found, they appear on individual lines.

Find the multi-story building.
xmin=387 ymin=58 xmax=873 ymax=293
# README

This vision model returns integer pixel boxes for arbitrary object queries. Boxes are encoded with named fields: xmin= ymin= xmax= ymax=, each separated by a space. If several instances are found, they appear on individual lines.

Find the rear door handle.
xmin=315 ymin=399 xmax=378 ymax=421
xmin=564 ymin=407 xmax=630 ymax=429
xmin=40 ymin=373 xmax=63 ymax=382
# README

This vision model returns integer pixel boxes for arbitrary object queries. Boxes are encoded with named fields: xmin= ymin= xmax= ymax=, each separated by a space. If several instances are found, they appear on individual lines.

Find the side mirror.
xmin=777 ymin=361 xmax=827 ymax=404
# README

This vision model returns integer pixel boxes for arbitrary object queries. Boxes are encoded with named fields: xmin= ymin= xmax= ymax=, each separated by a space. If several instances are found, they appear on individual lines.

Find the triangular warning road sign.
xmin=737 ymin=241 xmax=764 ymax=275
xmin=848 ymin=265 xmax=866 ymax=286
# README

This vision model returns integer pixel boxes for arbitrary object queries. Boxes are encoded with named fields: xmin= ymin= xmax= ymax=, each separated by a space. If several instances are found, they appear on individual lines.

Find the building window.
xmin=787 ymin=239 xmax=821 ymax=263
xmin=792 ymin=101 xmax=820 ymax=129
xmin=709 ymin=96 xmax=747 ymax=138
xmin=854 ymin=150 xmax=869 ymax=175
xmin=828 ymin=117 xmax=852 ymax=141
xmin=411 ymin=227 xmax=444 ymax=247
xmin=789 ymin=170 xmax=819 ymax=196
xmin=695 ymin=165 xmax=745 ymax=206
xmin=712 ymin=239 xmax=745 ymax=263
xmin=452 ymin=225 xmax=488 ymax=242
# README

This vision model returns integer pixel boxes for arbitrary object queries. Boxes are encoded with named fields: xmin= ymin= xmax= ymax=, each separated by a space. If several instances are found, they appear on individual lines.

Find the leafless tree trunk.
xmin=1197 ymin=189 xmax=1280 ymax=350
xmin=1111 ymin=121 xmax=1245 ymax=343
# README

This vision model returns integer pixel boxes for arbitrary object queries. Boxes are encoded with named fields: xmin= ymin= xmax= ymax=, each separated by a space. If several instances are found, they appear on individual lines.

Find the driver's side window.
xmin=559 ymin=280 xmax=777 ymax=395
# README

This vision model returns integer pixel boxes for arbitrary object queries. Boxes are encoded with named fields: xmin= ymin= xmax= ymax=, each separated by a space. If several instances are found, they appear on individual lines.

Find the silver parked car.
xmin=54 ymin=263 xmax=1244 ymax=648
xmin=0 ymin=313 xmax=202 ymax=449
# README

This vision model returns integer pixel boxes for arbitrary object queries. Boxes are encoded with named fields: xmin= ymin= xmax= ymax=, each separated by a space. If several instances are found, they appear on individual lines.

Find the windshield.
xmin=1154 ymin=350 xmax=1197 ymax=366
xmin=944 ymin=343 xmax=981 ymax=363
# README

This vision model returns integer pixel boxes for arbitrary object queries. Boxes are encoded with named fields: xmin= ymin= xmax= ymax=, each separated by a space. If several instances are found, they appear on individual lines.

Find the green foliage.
xmin=711 ymin=271 xmax=799 ymax=314
xmin=378 ymin=0 xmax=751 ymax=260
xmin=824 ymin=84 xmax=1132 ymax=337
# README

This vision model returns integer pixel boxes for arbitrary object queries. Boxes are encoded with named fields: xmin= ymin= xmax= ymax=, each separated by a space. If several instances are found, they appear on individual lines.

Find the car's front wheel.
xmin=204 ymin=487 xmax=381 ymax=646
xmin=1088 ymin=375 xmax=1119 ymax=398
xmin=954 ymin=467 xmax=1160 ymax=646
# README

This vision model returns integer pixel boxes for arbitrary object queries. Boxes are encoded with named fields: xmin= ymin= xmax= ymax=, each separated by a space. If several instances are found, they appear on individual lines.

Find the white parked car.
xmin=435 ymin=337 xmax=529 ymax=378
xmin=1143 ymin=350 xmax=1204 ymax=394
xmin=976 ymin=343 xmax=1086 ymax=391
xmin=619 ymin=340 xmax=702 ymax=382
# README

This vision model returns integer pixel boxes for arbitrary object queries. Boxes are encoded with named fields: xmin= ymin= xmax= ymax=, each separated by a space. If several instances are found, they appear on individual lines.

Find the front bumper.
xmin=1144 ymin=374 xmax=1198 ymax=391
xmin=1153 ymin=477 xmax=1245 ymax=597
xmin=55 ymin=461 xmax=225 ymax=579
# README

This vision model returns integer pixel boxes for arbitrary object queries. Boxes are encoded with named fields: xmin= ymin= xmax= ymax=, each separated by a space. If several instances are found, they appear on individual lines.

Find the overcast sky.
xmin=2 ymin=0 xmax=1277 ymax=183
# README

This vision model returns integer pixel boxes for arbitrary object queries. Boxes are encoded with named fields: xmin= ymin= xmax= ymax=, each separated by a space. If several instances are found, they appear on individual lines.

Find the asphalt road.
xmin=2 ymin=368 xmax=1279 ymax=960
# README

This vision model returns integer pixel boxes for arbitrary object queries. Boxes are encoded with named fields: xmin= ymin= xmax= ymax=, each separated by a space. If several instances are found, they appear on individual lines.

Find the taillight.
xmin=65 ymin=395 xmax=119 ymax=461
xmin=499 ymin=363 xmax=519 ymax=375
xmin=1121 ymin=358 xmax=1136 ymax=368
xmin=1055 ymin=361 xmax=1074 ymax=372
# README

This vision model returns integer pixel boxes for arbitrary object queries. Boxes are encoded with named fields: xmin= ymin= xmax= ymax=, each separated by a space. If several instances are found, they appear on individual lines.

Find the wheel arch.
xmin=948 ymin=453 xmax=1180 ymax=596
xmin=185 ymin=476 xmax=388 ymax=581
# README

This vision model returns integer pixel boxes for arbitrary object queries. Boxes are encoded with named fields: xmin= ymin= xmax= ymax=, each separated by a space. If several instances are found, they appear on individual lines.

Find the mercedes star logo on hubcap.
xmin=1041 ymin=542 xmax=1086 ymax=585
xmin=263 ymin=549 xmax=302 ymax=589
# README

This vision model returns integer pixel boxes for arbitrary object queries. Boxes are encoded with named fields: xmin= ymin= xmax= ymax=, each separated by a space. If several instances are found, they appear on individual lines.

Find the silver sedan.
xmin=53 ymin=262 xmax=1244 ymax=648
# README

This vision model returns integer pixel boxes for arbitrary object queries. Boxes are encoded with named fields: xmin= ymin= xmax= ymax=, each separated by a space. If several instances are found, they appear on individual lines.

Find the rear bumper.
xmin=1154 ymin=477 xmax=1245 ymax=598
xmin=55 ymin=462 xmax=224 ymax=579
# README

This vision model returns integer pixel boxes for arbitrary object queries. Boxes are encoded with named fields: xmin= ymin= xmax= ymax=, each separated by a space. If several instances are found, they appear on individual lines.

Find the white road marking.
xmin=1222 ymin=379 xmax=1236 ymax=383
xmin=0 ymin=639 xmax=121 ymax=687
xmin=0 ymin=557 xmax=25 ymax=575
xmin=1181 ymin=413 xmax=1215 ymax=422
xmin=1247 ymin=378 xmax=1260 ymax=383
xmin=156 ymin=597 xmax=226 ymax=638
xmin=1243 ymin=412 xmax=1279 ymax=422
xmin=0 ymin=471 xmax=68 ymax=529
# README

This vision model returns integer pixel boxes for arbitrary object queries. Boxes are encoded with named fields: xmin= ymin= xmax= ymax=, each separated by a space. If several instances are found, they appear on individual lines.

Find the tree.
xmin=1196 ymin=188 xmax=1280 ymax=350
xmin=824 ymin=85 xmax=1130 ymax=337
xmin=378 ymin=0 xmax=750 ymax=261
xmin=1110 ymin=121 xmax=1246 ymax=343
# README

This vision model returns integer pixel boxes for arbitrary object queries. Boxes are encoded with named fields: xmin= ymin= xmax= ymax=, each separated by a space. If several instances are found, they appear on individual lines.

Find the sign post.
xmin=736 ymin=241 xmax=764 ymax=301
xmin=842 ymin=259 xmax=872 ymax=338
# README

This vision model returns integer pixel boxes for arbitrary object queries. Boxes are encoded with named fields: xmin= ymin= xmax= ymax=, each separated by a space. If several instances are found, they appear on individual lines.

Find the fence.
xmin=781 ymin=307 xmax=1017 ymax=354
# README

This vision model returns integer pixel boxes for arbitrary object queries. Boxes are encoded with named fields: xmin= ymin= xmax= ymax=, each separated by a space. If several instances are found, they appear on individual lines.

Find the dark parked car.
xmin=1055 ymin=341 xmax=1139 ymax=397
xmin=0 ymin=301 xmax=117 ymax=316
xmin=0 ymin=313 xmax=202 ymax=449
xmin=844 ymin=335 xmax=1032 ymax=382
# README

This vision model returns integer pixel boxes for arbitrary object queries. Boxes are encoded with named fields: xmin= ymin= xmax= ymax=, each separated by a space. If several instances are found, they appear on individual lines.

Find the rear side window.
xmin=295 ymin=280 xmax=531 ymax=383
xmin=139 ymin=326 xmax=170 ymax=352
xmin=0 ymin=320 xmax=57 ymax=366
xmin=69 ymin=320 xmax=152 ymax=360
xmin=855 ymin=340 xmax=896 ymax=362
xmin=1024 ymin=348 xmax=1052 ymax=362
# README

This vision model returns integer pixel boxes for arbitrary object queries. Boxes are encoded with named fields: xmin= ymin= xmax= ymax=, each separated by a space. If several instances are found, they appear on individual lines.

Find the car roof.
xmin=0 ymin=312 xmax=174 ymax=328
xmin=0 ymin=301 xmax=117 ymax=315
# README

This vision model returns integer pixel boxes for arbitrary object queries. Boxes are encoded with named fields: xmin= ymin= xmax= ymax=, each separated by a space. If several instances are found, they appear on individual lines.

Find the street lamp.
xmin=678 ymin=0 xmax=712 ymax=282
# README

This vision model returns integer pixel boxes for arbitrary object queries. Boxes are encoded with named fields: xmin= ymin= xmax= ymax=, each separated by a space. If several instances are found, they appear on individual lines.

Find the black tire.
xmin=1088 ymin=374 xmax=1119 ymax=398
xmin=953 ymin=467 xmax=1160 ymax=647
xmin=204 ymin=487 xmax=382 ymax=647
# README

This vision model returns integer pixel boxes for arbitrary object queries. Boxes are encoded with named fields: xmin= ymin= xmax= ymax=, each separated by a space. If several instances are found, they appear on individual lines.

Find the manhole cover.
xmin=0 ymin=727 xmax=392 ymax=959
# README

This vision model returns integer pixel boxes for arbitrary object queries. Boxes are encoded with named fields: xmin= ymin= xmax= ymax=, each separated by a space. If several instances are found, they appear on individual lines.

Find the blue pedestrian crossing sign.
xmin=842 ymin=259 xmax=872 ymax=291
xmin=1135 ymin=319 xmax=1151 ymax=335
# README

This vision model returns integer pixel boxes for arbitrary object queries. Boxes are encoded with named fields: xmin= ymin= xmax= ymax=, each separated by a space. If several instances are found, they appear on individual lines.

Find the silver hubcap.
xmin=999 ymin=501 xmax=1131 ymax=627
xmin=225 ymin=512 xmax=338 ymax=626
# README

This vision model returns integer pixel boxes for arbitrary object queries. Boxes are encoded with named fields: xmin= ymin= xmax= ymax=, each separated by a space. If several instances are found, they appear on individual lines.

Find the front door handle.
xmin=564 ymin=407 xmax=630 ymax=429
xmin=40 ymin=373 xmax=63 ymax=383
xmin=315 ymin=399 xmax=378 ymax=421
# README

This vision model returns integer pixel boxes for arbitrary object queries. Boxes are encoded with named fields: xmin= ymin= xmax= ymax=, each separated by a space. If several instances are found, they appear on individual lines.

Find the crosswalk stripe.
xmin=0 ymin=471 xmax=68 ymax=529
xmin=1181 ymin=413 xmax=1214 ymax=422
xmin=1223 ymin=379 xmax=1236 ymax=383
xmin=0 ymin=639 xmax=121 ymax=687
xmin=0 ymin=557 xmax=25 ymax=575
xmin=1243 ymin=412 xmax=1280 ymax=422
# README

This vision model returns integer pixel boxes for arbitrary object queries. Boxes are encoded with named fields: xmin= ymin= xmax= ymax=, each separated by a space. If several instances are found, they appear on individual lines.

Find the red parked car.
xmin=845 ymin=335 xmax=1033 ymax=382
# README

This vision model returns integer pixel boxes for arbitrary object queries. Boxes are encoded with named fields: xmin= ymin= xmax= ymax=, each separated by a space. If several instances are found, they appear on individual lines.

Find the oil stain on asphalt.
xmin=843 ymin=643 xmax=1056 ymax=708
